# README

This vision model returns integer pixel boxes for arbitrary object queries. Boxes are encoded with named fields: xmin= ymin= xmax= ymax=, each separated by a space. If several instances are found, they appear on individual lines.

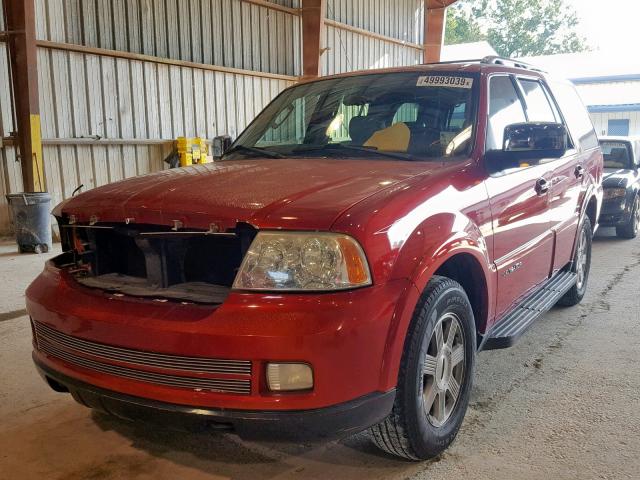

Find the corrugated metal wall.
xmin=36 ymin=46 xmax=293 ymax=214
xmin=327 ymin=0 xmax=423 ymax=43
xmin=323 ymin=24 xmax=423 ymax=75
xmin=0 ymin=0 xmax=300 ymax=235
xmin=0 ymin=0 xmax=430 ymax=235
xmin=34 ymin=0 xmax=301 ymax=76
xmin=323 ymin=0 xmax=423 ymax=75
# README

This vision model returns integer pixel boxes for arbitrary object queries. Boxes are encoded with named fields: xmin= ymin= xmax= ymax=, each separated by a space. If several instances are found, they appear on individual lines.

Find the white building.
xmin=441 ymin=41 xmax=497 ymax=61
xmin=442 ymin=46 xmax=640 ymax=136
xmin=521 ymin=52 xmax=640 ymax=137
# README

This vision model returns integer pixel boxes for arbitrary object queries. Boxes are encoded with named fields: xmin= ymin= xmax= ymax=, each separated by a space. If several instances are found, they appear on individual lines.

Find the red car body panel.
xmin=52 ymin=159 xmax=435 ymax=233
xmin=28 ymin=63 xmax=603 ymax=432
xmin=28 ymin=261 xmax=414 ymax=409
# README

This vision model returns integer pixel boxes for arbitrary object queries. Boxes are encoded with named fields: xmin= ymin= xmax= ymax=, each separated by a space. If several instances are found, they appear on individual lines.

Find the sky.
xmin=564 ymin=0 xmax=640 ymax=53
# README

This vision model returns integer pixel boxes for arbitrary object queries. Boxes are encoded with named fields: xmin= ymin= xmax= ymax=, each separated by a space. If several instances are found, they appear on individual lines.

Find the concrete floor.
xmin=1 ymin=229 xmax=638 ymax=480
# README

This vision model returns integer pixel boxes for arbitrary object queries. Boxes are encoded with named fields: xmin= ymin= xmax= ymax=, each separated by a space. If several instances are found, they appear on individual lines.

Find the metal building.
xmin=0 ymin=0 xmax=454 ymax=235
xmin=522 ymin=51 xmax=640 ymax=137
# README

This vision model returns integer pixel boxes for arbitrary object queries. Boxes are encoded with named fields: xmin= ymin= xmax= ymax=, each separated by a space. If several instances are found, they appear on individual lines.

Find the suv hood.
xmin=55 ymin=158 xmax=436 ymax=231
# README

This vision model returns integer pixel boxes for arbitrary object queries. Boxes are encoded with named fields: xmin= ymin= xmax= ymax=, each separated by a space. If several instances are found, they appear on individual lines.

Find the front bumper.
xmin=27 ymin=256 xmax=412 ymax=434
xmin=35 ymin=357 xmax=395 ymax=440
xmin=600 ymin=197 xmax=632 ymax=226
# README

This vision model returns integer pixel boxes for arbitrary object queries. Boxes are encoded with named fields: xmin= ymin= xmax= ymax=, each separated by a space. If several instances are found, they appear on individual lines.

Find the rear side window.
xmin=548 ymin=81 xmax=598 ymax=150
xmin=518 ymin=79 xmax=557 ymax=122
xmin=487 ymin=76 xmax=527 ymax=151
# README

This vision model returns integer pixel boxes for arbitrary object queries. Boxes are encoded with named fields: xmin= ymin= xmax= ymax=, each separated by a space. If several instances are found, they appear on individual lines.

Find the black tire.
xmin=558 ymin=216 xmax=592 ymax=307
xmin=369 ymin=275 xmax=476 ymax=460
xmin=616 ymin=195 xmax=639 ymax=239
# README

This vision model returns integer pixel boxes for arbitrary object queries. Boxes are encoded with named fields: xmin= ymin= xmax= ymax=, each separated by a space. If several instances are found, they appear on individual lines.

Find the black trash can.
xmin=6 ymin=192 xmax=53 ymax=254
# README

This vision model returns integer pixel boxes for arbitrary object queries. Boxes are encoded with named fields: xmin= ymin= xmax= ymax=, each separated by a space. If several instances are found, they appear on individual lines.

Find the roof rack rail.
xmin=424 ymin=56 xmax=546 ymax=72
xmin=424 ymin=58 xmax=484 ymax=65
xmin=480 ymin=56 xmax=546 ymax=72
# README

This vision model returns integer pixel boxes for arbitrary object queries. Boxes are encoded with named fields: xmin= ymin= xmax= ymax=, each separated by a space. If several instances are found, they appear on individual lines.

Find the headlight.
xmin=233 ymin=232 xmax=372 ymax=291
xmin=603 ymin=188 xmax=626 ymax=200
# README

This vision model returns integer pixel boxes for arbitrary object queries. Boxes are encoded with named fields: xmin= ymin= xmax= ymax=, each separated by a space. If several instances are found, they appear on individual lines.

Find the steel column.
xmin=301 ymin=0 xmax=326 ymax=78
xmin=5 ymin=0 xmax=45 ymax=192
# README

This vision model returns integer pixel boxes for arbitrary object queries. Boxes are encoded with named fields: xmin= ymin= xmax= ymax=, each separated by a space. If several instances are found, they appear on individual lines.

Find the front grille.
xmin=33 ymin=321 xmax=251 ymax=395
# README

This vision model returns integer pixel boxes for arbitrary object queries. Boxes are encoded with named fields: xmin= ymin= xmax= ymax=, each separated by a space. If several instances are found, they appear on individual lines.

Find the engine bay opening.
xmin=55 ymin=222 xmax=257 ymax=304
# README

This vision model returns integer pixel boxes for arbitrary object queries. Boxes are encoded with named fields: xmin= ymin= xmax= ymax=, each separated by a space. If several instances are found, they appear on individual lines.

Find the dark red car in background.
xmin=27 ymin=57 xmax=602 ymax=460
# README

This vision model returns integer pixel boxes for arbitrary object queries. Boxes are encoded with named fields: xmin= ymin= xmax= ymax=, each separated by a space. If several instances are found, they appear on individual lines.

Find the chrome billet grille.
xmin=33 ymin=321 xmax=251 ymax=395
xmin=33 ymin=321 xmax=251 ymax=374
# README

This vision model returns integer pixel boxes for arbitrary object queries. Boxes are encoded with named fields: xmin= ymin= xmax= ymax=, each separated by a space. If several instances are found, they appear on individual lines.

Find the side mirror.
xmin=212 ymin=135 xmax=232 ymax=159
xmin=503 ymin=122 xmax=568 ymax=158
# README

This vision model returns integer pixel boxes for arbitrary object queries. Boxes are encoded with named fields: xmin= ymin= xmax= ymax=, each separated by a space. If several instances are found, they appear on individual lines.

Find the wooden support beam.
xmin=241 ymin=0 xmax=300 ymax=16
xmin=325 ymin=19 xmax=423 ymax=51
xmin=301 ymin=0 xmax=326 ymax=78
xmin=423 ymin=0 xmax=459 ymax=63
xmin=424 ymin=4 xmax=446 ymax=64
xmin=1 ymin=136 xmax=17 ymax=147
xmin=37 ymin=40 xmax=299 ymax=82
xmin=5 ymin=0 xmax=45 ymax=192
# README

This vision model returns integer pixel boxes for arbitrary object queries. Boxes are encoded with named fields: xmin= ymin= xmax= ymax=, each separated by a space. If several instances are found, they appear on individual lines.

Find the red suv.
xmin=27 ymin=57 xmax=602 ymax=460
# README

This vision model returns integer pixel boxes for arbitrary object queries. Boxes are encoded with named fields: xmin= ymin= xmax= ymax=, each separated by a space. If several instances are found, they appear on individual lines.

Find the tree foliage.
xmin=444 ymin=0 xmax=588 ymax=57
xmin=444 ymin=1 xmax=487 ymax=45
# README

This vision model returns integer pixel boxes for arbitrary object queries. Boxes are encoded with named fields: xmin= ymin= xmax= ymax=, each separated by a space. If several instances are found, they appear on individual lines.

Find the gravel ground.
xmin=0 ymin=228 xmax=638 ymax=480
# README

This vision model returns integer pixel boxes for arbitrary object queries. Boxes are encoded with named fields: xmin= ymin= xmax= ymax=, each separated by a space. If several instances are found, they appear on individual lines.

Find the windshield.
xmin=600 ymin=141 xmax=632 ymax=169
xmin=227 ymin=72 xmax=479 ymax=162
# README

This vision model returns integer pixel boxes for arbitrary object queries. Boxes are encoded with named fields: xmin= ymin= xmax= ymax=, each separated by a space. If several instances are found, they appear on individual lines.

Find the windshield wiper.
xmin=293 ymin=143 xmax=416 ymax=161
xmin=224 ymin=144 xmax=286 ymax=159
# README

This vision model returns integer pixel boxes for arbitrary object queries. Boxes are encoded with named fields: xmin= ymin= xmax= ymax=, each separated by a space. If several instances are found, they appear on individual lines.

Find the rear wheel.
xmin=616 ymin=195 xmax=639 ymax=239
xmin=369 ymin=276 xmax=476 ymax=460
xmin=558 ymin=216 xmax=592 ymax=307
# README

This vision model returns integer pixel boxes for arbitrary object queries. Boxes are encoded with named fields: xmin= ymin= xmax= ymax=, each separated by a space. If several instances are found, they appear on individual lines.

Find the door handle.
xmin=575 ymin=165 xmax=584 ymax=179
xmin=535 ymin=178 xmax=549 ymax=195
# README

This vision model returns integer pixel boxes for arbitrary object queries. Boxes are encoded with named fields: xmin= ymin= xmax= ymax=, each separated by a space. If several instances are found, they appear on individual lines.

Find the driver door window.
xmin=486 ymin=76 xmax=527 ymax=151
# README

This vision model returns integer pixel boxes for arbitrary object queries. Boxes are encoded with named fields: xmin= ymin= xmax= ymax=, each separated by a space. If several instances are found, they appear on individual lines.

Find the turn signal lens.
xmin=266 ymin=363 xmax=313 ymax=391
xmin=233 ymin=232 xmax=372 ymax=291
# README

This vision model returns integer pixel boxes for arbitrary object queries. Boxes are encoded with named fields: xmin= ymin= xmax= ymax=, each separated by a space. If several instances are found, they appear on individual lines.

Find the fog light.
xmin=266 ymin=363 xmax=313 ymax=391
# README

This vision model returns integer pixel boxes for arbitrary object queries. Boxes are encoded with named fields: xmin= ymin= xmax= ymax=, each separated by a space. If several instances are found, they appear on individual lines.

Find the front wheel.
xmin=558 ymin=216 xmax=592 ymax=307
xmin=369 ymin=276 xmax=476 ymax=460
xmin=616 ymin=195 xmax=640 ymax=239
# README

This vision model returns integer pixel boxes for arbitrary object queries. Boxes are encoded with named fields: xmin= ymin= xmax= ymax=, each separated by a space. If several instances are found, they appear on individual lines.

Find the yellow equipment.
xmin=176 ymin=137 xmax=212 ymax=167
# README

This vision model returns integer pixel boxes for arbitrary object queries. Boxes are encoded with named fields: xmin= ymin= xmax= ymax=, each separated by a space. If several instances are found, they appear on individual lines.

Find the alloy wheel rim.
xmin=576 ymin=228 xmax=588 ymax=290
xmin=634 ymin=198 xmax=640 ymax=234
xmin=422 ymin=311 xmax=465 ymax=428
